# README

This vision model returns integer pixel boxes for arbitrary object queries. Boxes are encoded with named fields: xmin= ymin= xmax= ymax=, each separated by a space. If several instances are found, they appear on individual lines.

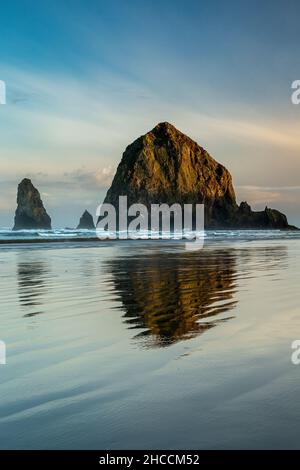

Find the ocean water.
xmin=1 ymin=227 xmax=300 ymax=242
xmin=0 ymin=230 xmax=300 ymax=449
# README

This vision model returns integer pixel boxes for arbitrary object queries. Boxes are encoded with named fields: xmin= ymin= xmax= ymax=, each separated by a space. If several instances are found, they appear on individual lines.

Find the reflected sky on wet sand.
xmin=0 ymin=238 xmax=299 ymax=449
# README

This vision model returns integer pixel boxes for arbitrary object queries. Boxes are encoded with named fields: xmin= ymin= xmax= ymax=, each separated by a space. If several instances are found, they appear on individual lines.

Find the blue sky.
xmin=0 ymin=0 xmax=300 ymax=227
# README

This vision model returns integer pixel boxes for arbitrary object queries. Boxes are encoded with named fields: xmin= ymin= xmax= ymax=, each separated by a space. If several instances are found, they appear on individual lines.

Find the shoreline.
xmin=0 ymin=237 xmax=104 ymax=245
xmin=0 ymin=228 xmax=299 ymax=245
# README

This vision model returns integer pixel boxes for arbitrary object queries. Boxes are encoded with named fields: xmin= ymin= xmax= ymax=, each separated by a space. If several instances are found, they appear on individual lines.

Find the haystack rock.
xmin=13 ymin=178 xmax=52 ymax=230
xmin=77 ymin=210 xmax=95 ymax=230
xmin=104 ymin=122 xmax=295 ymax=229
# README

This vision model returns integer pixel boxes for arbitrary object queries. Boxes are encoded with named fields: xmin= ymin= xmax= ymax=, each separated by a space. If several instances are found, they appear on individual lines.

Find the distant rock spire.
xmin=13 ymin=178 xmax=52 ymax=230
xmin=77 ymin=210 xmax=95 ymax=229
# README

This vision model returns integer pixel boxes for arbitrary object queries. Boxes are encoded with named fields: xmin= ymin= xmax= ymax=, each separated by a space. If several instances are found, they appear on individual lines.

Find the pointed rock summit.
xmin=104 ymin=122 xmax=294 ymax=229
xmin=77 ymin=210 xmax=95 ymax=230
xmin=13 ymin=179 xmax=52 ymax=230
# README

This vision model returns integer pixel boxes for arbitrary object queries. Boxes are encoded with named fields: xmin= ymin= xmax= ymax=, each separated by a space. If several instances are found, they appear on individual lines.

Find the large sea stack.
xmin=104 ymin=122 xmax=294 ymax=229
xmin=77 ymin=210 xmax=95 ymax=230
xmin=13 ymin=178 xmax=52 ymax=230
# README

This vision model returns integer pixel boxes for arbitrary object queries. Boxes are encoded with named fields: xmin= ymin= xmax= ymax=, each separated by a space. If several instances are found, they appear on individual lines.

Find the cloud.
xmin=62 ymin=166 xmax=116 ymax=190
xmin=185 ymin=113 xmax=300 ymax=151
xmin=2 ymin=64 xmax=300 ymax=155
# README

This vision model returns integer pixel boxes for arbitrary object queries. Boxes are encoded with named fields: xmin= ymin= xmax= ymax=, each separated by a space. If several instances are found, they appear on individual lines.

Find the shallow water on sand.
xmin=1 ymin=235 xmax=300 ymax=449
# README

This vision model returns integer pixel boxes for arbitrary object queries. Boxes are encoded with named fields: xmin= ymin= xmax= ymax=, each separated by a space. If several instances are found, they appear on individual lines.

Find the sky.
xmin=0 ymin=0 xmax=300 ymax=228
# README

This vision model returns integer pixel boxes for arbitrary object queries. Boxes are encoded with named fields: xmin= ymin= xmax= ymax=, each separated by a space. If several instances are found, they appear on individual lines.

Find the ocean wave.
xmin=0 ymin=228 xmax=299 ymax=243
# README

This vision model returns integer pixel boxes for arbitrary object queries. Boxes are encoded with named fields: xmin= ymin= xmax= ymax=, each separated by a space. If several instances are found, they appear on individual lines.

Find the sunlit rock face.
xmin=104 ymin=122 xmax=293 ymax=229
xmin=13 ymin=179 xmax=51 ymax=230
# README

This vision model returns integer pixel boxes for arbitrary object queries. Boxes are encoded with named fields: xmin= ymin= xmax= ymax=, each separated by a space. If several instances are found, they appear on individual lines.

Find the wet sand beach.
xmin=0 ymin=233 xmax=300 ymax=449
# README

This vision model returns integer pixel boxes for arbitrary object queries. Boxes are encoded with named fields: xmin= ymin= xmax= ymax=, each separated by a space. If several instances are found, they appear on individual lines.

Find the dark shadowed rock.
xmin=77 ymin=210 xmax=95 ymax=229
xmin=13 ymin=179 xmax=51 ymax=230
xmin=104 ymin=122 xmax=295 ymax=229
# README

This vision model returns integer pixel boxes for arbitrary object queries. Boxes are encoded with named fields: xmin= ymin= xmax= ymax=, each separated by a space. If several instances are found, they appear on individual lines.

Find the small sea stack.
xmin=13 ymin=178 xmax=52 ymax=230
xmin=77 ymin=210 xmax=95 ymax=230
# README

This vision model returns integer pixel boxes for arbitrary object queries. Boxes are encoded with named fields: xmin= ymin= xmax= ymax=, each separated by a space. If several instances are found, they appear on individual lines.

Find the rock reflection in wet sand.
xmin=106 ymin=249 xmax=238 ymax=347
xmin=17 ymin=259 xmax=49 ymax=317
